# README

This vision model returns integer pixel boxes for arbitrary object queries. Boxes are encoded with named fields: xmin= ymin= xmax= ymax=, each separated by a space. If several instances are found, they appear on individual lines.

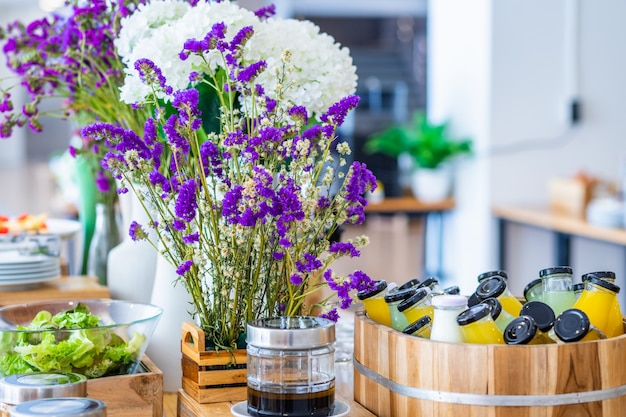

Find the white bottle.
xmin=430 ymin=294 xmax=468 ymax=343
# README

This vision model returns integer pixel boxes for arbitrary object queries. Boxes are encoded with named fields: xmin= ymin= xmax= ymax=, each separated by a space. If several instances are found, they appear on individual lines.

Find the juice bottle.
xmin=572 ymin=275 xmax=623 ymax=338
xmin=384 ymin=287 xmax=417 ymax=331
xmin=397 ymin=278 xmax=421 ymax=291
xmin=523 ymin=278 xmax=543 ymax=303
xmin=520 ymin=301 xmax=556 ymax=344
xmin=357 ymin=280 xmax=392 ymax=327
xmin=456 ymin=303 xmax=504 ymax=344
xmin=572 ymin=283 xmax=585 ymax=300
xmin=480 ymin=297 xmax=516 ymax=333
xmin=397 ymin=287 xmax=434 ymax=325
xmin=503 ymin=316 xmax=548 ymax=345
xmin=476 ymin=275 xmax=523 ymax=317
xmin=402 ymin=315 xmax=432 ymax=339
xmin=429 ymin=294 xmax=467 ymax=343
xmin=553 ymin=308 xmax=606 ymax=343
xmin=540 ymin=266 xmax=576 ymax=316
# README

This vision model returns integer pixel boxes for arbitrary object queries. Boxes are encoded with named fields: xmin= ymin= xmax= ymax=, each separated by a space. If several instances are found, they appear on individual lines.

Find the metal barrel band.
xmin=353 ymin=356 xmax=626 ymax=407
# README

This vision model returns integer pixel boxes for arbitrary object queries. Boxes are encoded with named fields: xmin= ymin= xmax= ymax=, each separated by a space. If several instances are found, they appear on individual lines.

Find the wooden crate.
xmin=353 ymin=310 xmax=626 ymax=417
xmin=87 ymin=356 xmax=163 ymax=417
xmin=181 ymin=321 xmax=247 ymax=404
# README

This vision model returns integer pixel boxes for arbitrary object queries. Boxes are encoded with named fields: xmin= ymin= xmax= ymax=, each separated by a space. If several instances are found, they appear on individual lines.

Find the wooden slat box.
xmin=87 ymin=355 xmax=163 ymax=417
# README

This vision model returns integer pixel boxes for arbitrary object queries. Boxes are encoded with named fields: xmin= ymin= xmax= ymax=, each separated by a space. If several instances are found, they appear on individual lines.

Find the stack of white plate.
xmin=0 ymin=251 xmax=61 ymax=290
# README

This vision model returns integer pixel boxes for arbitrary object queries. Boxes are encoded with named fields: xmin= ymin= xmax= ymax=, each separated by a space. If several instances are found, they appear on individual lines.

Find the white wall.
xmin=430 ymin=0 xmax=626 ymax=301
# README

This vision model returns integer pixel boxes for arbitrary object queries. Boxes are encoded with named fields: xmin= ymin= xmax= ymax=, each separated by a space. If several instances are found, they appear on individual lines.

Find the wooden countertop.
xmin=165 ymin=389 xmax=377 ymax=417
xmin=0 ymin=275 xmax=110 ymax=306
xmin=492 ymin=204 xmax=626 ymax=246
xmin=366 ymin=197 xmax=455 ymax=214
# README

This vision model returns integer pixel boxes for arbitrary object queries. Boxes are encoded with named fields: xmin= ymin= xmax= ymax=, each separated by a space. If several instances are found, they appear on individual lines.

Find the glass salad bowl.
xmin=0 ymin=299 xmax=162 ymax=378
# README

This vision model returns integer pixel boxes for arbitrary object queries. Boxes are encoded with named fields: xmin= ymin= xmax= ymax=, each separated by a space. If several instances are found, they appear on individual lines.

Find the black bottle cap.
xmin=582 ymin=271 xmax=616 ymax=282
xmin=402 ymin=315 xmax=432 ymax=336
xmin=443 ymin=286 xmax=460 ymax=295
xmin=520 ymin=301 xmax=555 ymax=332
xmin=504 ymin=316 xmax=537 ymax=345
xmin=384 ymin=287 xmax=416 ymax=303
xmin=467 ymin=292 xmax=481 ymax=307
xmin=456 ymin=303 xmax=491 ymax=326
xmin=554 ymin=308 xmax=590 ymax=343
xmin=398 ymin=278 xmax=421 ymax=291
xmin=477 ymin=270 xmax=508 ymax=283
xmin=417 ymin=277 xmax=439 ymax=291
xmin=585 ymin=274 xmax=621 ymax=294
xmin=475 ymin=276 xmax=507 ymax=301
xmin=397 ymin=287 xmax=431 ymax=312
xmin=357 ymin=280 xmax=388 ymax=300
xmin=480 ymin=297 xmax=502 ymax=321
xmin=539 ymin=266 xmax=573 ymax=278
xmin=571 ymin=282 xmax=585 ymax=292
xmin=523 ymin=278 xmax=542 ymax=300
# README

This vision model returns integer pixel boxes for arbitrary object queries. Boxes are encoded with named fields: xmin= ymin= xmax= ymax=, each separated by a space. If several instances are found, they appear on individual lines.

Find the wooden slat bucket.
xmin=353 ymin=310 xmax=626 ymax=417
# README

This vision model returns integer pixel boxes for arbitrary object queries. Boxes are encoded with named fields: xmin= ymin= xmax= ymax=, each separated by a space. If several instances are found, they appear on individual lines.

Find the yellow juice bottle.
xmin=398 ymin=287 xmax=434 ymax=324
xmin=402 ymin=315 xmax=432 ymax=339
xmin=457 ymin=303 xmax=504 ymax=344
xmin=553 ymin=308 xmax=606 ymax=343
xmin=503 ymin=316 xmax=547 ymax=345
xmin=357 ymin=280 xmax=392 ymax=327
xmin=476 ymin=275 xmax=523 ymax=317
xmin=572 ymin=275 xmax=622 ymax=337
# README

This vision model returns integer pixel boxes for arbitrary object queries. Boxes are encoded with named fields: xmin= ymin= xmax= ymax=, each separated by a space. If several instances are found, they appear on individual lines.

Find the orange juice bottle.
xmin=476 ymin=275 xmax=523 ymax=317
xmin=572 ymin=275 xmax=623 ymax=338
xmin=553 ymin=308 xmax=606 ymax=343
xmin=456 ymin=303 xmax=504 ymax=344
xmin=397 ymin=287 xmax=434 ymax=325
xmin=357 ymin=280 xmax=392 ymax=327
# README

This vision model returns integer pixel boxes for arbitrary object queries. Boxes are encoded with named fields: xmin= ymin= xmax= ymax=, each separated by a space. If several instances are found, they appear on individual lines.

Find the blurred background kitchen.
xmin=1 ymin=0 xmax=625 ymax=306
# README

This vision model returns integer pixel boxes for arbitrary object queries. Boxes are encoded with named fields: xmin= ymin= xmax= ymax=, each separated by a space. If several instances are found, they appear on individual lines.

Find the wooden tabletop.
xmin=492 ymin=204 xmax=626 ymax=246
xmin=0 ymin=275 xmax=110 ymax=306
xmin=165 ymin=388 xmax=377 ymax=417
xmin=366 ymin=197 xmax=455 ymax=214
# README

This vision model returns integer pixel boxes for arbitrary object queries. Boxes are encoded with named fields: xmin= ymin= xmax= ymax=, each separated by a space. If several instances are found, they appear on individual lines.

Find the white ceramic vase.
xmin=411 ymin=166 xmax=453 ymax=202
xmin=146 ymin=251 xmax=193 ymax=392
xmin=107 ymin=187 xmax=157 ymax=304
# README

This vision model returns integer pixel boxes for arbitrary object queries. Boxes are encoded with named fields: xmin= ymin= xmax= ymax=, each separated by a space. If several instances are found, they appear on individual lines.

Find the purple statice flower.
xmin=321 ymin=95 xmax=360 ymax=127
xmin=0 ymin=93 xmax=13 ymax=112
xmin=254 ymin=4 xmax=276 ymax=19
xmin=290 ymin=274 xmax=303 ymax=286
xmin=350 ymin=270 xmax=375 ymax=293
xmin=272 ymin=251 xmax=284 ymax=261
xmin=236 ymin=60 xmax=267 ymax=83
xmin=317 ymin=196 xmax=331 ymax=210
xmin=295 ymin=253 xmax=323 ymax=274
xmin=319 ymin=308 xmax=340 ymax=322
xmin=183 ymin=232 xmax=199 ymax=244
xmin=229 ymin=26 xmax=254 ymax=53
xmin=200 ymin=141 xmax=224 ymax=178
xmin=176 ymin=260 xmax=194 ymax=275
xmin=94 ymin=170 xmax=110 ymax=193
xmin=288 ymin=105 xmax=308 ymax=125
xmin=163 ymin=114 xmax=190 ymax=154
xmin=171 ymin=88 xmax=201 ymax=129
xmin=68 ymin=146 xmax=77 ymax=158
xmin=175 ymin=178 xmax=198 ymax=223
xmin=329 ymin=242 xmax=360 ymax=258
xmin=323 ymin=269 xmax=352 ymax=308
xmin=346 ymin=161 xmax=377 ymax=204
xmin=134 ymin=58 xmax=172 ymax=94
xmin=129 ymin=221 xmax=147 ymax=241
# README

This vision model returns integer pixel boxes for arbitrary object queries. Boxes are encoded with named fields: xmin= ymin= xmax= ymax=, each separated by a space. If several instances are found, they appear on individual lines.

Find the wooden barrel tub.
xmin=353 ymin=310 xmax=626 ymax=417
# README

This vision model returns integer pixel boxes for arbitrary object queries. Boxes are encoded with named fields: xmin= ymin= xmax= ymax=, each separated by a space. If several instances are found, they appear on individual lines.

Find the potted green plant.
xmin=364 ymin=110 xmax=472 ymax=201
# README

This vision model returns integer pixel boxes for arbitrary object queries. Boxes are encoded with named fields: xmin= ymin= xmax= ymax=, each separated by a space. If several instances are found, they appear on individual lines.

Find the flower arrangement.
xmin=83 ymin=0 xmax=378 ymax=350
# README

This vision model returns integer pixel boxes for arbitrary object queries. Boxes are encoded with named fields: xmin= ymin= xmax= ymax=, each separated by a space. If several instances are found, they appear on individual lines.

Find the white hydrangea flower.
xmin=242 ymin=18 xmax=357 ymax=117
xmin=117 ymin=1 xmax=260 ymax=104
